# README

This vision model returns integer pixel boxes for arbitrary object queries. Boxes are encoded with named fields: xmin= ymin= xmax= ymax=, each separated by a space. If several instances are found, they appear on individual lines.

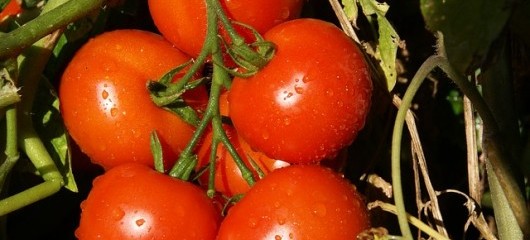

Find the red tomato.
xmin=197 ymin=124 xmax=289 ymax=197
xmin=148 ymin=0 xmax=304 ymax=58
xmin=76 ymin=163 xmax=220 ymax=240
xmin=217 ymin=165 xmax=370 ymax=239
xmin=0 ymin=0 xmax=21 ymax=21
xmin=229 ymin=18 xmax=373 ymax=164
xmin=60 ymin=29 xmax=208 ymax=170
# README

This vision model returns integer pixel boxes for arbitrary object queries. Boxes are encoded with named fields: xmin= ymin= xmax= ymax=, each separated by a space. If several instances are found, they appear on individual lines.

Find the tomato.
xmin=148 ymin=0 xmax=304 ymax=58
xmin=228 ymin=18 xmax=373 ymax=164
xmin=217 ymin=165 xmax=370 ymax=239
xmin=0 ymin=0 xmax=21 ymax=21
xmin=196 ymin=124 xmax=289 ymax=197
xmin=60 ymin=29 xmax=208 ymax=170
xmin=76 ymin=163 xmax=220 ymax=240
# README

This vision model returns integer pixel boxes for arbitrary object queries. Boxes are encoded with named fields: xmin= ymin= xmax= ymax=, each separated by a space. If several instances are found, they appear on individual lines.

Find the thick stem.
xmin=0 ymin=0 xmax=105 ymax=59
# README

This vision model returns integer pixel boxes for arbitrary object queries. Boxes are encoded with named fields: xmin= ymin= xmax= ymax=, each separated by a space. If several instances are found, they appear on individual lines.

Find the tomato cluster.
xmin=60 ymin=1 xmax=373 ymax=239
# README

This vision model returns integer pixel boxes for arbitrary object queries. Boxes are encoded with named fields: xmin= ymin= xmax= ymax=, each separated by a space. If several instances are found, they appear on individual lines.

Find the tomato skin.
xmin=147 ymin=0 xmax=304 ymax=58
xmin=76 ymin=163 xmax=220 ymax=240
xmin=0 ymin=0 xmax=21 ymax=21
xmin=60 ymin=29 xmax=207 ymax=170
xmin=217 ymin=165 xmax=370 ymax=240
xmin=229 ymin=18 xmax=373 ymax=164
xmin=196 ymin=124 xmax=289 ymax=197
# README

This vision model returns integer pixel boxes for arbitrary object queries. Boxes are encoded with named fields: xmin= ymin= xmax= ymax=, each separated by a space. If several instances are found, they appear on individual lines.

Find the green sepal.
xmin=359 ymin=0 xmax=399 ymax=91
xmin=150 ymin=131 xmax=164 ymax=173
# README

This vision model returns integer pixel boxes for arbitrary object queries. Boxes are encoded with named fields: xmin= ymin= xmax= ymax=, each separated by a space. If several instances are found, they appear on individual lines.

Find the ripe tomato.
xmin=217 ymin=165 xmax=370 ymax=239
xmin=0 ymin=0 xmax=21 ymax=21
xmin=60 ymin=29 xmax=208 ymax=170
xmin=148 ymin=0 xmax=304 ymax=58
xmin=229 ymin=18 xmax=372 ymax=164
xmin=76 ymin=163 xmax=220 ymax=240
xmin=196 ymin=124 xmax=289 ymax=197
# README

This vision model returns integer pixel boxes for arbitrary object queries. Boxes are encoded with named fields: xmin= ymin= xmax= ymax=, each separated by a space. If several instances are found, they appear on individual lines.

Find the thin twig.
xmin=464 ymin=95 xmax=483 ymax=205
xmin=368 ymin=201 xmax=451 ymax=240
xmin=327 ymin=0 xmax=360 ymax=44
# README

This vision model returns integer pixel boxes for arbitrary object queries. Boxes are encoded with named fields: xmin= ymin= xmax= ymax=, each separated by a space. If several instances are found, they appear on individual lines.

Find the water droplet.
xmin=101 ymin=90 xmax=109 ymax=99
xmin=312 ymin=203 xmax=327 ymax=217
xmin=294 ymin=86 xmax=304 ymax=94
xmin=110 ymin=107 xmax=118 ymax=117
xmin=111 ymin=208 xmax=125 ymax=221
xmin=262 ymin=132 xmax=270 ymax=140
xmin=274 ymin=201 xmax=281 ymax=208
xmin=247 ymin=218 xmax=258 ymax=228
xmin=135 ymin=218 xmax=145 ymax=227
xmin=275 ymin=235 xmax=282 ymax=240
xmin=326 ymin=90 xmax=334 ymax=96
xmin=283 ymin=118 xmax=291 ymax=126
xmin=277 ymin=217 xmax=286 ymax=225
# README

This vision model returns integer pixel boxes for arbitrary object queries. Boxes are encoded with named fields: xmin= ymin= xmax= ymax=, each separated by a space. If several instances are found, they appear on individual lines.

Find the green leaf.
xmin=359 ymin=0 xmax=399 ymax=91
xmin=32 ymin=77 xmax=77 ymax=192
xmin=420 ymin=0 xmax=511 ymax=74
xmin=487 ymin=161 xmax=523 ymax=239
xmin=342 ymin=0 xmax=358 ymax=24
xmin=0 ymin=0 xmax=10 ymax=10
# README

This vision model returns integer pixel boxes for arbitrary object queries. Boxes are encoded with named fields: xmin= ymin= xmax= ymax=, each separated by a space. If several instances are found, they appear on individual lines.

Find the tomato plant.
xmin=217 ymin=164 xmax=370 ymax=239
xmin=147 ymin=0 xmax=304 ymax=58
xmin=0 ymin=0 xmax=21 ymax=21
xmin=196 ymin=124 xmax=289 ymax=197
xmin=59 ymin=29 xmax=208 ymax=170
xmin=76 ymin=163 xmax=220 ymax=240
xmin=229 ymin=18 xmax=373 ymax=164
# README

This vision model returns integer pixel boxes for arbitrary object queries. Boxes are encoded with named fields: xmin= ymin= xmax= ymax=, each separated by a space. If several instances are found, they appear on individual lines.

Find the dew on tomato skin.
xmin=135 ymin=218 xmax=146 ymax=227
xmin=277 ymin=217 xmax=286 ymax=225
xmin=312 ymin=203 xmax=327 ymax=217
xmin=283 ymin=118 xmax=291 ymax=126
xmin=111 ymin=207 xmax=125 ymax=221
xmin=247 ymin=217 xmax=258 ymax=229
xmin=275 ymin=235 xmax=282 ymax=240
xmin=262 ymin=132 xmax=270 ymax=140
xmin=110 ymin=107 xmax=119 ymax=117
xmin=101 ymin=90 xmax=109 ymax=99
xmin=293 ymin=85 xmax=304 ymax=94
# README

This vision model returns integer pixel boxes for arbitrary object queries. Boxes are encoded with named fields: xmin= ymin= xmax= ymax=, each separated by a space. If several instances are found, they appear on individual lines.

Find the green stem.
xmin=0 ymin=179 xmax=62 ymax=216
xmin=209 ymin=63 xmax=255 ymax=187
xmin=0 ymin=0 xmax=76 ymax=216
xmin=392 ymin=55 xmax=443 ymax=240
xmin=0 ymin=0 xmax=105 ymax=59
xmin=0 ymin=106 xmax=18 ymax=192
xmin=207 ymin=136 xmax=220 ymax=198
xmin=208 ymin=0 xmax=245 ymax=45
xmin=17 ymin=30 xmax=63 ymax=183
